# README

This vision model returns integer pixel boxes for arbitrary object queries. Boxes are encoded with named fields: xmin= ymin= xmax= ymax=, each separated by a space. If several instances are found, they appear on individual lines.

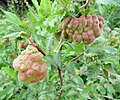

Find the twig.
xmin=57 ymin=66 xmax=63 ymax=85
xmin=70 ymin=52 xmax=85 ymax=62
xmin=57 ymin=66 xmax=63 ymax=100
xmin=62 ymin=50 xmax=87 ymax=68
xmin=28 ymin=38 xmax=46 ymax=56
xmin=79 ymin=0 xmax=92 ymax=9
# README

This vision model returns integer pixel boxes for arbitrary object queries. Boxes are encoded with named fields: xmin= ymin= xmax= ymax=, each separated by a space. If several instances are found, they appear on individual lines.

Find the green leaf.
xmin=97 ymin=85 xmax=106 ymax=95
xmin=31 ymin=0 xmax=40 ymax=13
xmin=45 ymin=55 xmax=57 ymax=67
xmin=19 ymin=90 xmax=29 ymax=99
xmin=88 ymin=64 xmax=101 ymax=79
xmin=3 ymin=32 xmax=19 ymax=38
xmin=0 ymin=86 xmax=14 ymax=100
xmin=74 ymin=43 xmax=84 ymax=53
xmin=99 ymin=76 xmax=107 ymax=84
xmin=56 ymin=0 xmax=71 ymax=7
xmin=102 ymin=56 xmax=120 ymax=68
xmin=29 ymin=9 xmax=39 ymax=23
xmin=49 ymin=72 xmax=58 ymax=81
xmin=80 ymin=66 xmax=87 ymax=76
xmin=81 ymin=93 xmax=91 ymax=99
xmin=66 ymin=62 xmax=76 ymax=73
xmin=88 ymin=48 xmax=102 ymax=56
xmin=46 ymin=35 xmax=54 ymax=51
xmin=66 ymin=90 xmax=77 ymax=96
xmin=5 ymin=87 xmax=14 ymax=99
xmin=1 ymin=67 xmax=17 ymax=80
xmin=104 ymin=84 xmax=115 ymax=94
xmin=0 ymin=9 xmax=22 ymax=25
xmin=84 ymin=84 xmax=93 ymax=93
xmin=102 ymin=46 xmax=117 ymax=54
xmin=102 ymin=68 xmax=108 ymax=78
xmin=0 ymin=89 xmax=7 ymax=100
xmin=0 ymin=45 xmax=5 ymax=54
xmin=54 ymin=52 xmax=62 ymax=67
xmin=3 ymin=31 xmax=29 ymax=39
xmin=73 ymin=76 xmax=84 ymax=87
xmin=40 ymin=0 xmax=52 ymax=16
xmin=95 ymin=0 xmax=120 ymax=7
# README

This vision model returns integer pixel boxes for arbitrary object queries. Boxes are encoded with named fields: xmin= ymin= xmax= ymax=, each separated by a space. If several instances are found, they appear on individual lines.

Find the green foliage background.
xmin=0 ymin=0 xmax=120 ymax=100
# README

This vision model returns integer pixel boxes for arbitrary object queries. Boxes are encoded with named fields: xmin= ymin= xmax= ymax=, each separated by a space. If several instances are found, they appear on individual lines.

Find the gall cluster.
xmin=13 ymin=45 xmax=47 ymax=83
xmin=59 ymin=15 xmax=105 ymax=44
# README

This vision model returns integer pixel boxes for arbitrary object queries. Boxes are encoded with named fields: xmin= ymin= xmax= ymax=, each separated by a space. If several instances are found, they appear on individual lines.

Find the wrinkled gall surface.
xmin=58 ymin=15 xmax=105 ymax=45
xmin=13 ymin=45 xmax=47 ymax=83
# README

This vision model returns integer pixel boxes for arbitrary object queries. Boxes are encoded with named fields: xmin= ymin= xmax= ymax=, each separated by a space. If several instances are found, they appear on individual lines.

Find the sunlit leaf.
xmin=40 ymin=0 xmax=52 ymax=16
xmin=1 ymin=67 xmax=17 ymax=80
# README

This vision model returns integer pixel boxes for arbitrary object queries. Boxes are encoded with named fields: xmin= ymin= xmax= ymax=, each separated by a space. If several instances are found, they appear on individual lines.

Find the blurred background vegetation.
xmin=0 ymin=0 xmax=120 ymax=100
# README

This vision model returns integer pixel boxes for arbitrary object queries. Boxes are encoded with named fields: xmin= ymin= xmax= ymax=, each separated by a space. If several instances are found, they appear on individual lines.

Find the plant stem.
xmin=80 ymin=0 xmax=92 ymax=9
xmin=57 ymin=66 xmax=63 ymax=100
xmin=28 ymin=38 xmax=46 ymax=56
xmin=54 ymin=31 xmax=64 ymax=52
xmin=57 ymin=66 xmax=63 ymax=86
xmin=62 ymin=50 xmax=87 ymax=68
xmin=71 ymin=52 xmax=85 ymax=62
